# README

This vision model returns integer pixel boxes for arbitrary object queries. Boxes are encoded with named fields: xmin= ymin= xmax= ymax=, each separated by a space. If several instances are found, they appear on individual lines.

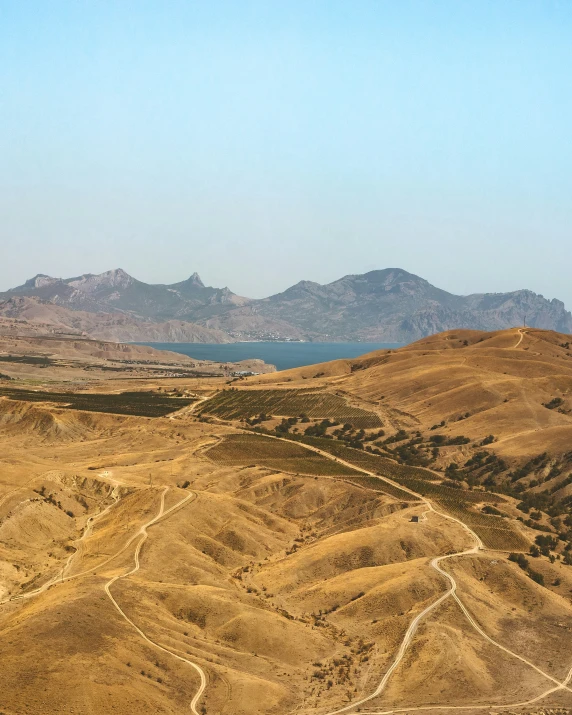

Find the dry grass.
xmin=1 ymin=330 xmax=571 ymax=714
xmin=297 ymin=438 xmax=529 ymax=551
xmin=248 ymin=328 xmax=572 ymax=459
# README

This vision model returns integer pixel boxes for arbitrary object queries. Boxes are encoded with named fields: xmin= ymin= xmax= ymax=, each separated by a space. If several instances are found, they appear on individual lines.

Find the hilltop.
xmin=249 ymin=327 xmax=572 ymax=453
xmin=3 ymin=267 xmax=571 ymax=342
xmin=242 ymin=328 xmax=572 ymax=528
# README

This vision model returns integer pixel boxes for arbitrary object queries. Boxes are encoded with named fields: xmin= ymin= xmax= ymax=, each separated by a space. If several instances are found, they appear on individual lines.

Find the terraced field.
xmin=435 ymin=499 xmax=530 ymax=550
xmin=299 ymin=436 xmax=445 ymax=480
xmin=297 ymin=437 xmax=530 ymax=551
xmin=342 ymin=474 xmax=421 ymax=502
xmin=0 ymin=387 xmax=196 ymax=417
xmin=198 ymin=388 xmax=382 ymax=428
xmin=206 ymin=433 xmax=363 ymax=476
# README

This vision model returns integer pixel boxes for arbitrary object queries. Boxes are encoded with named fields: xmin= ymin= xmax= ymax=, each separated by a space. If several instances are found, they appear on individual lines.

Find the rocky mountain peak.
xmin=67 ymin=269 xmax=134 ymax=292
xmin=187 ymin=272 xmax=204 ymax=287
xmin=3 ymin=266 xmax=571 ymax=342
xmin=19 ymin=274 xmax=60 ymax=290
xmin=98 ymin=268 xmax=133 ymax=286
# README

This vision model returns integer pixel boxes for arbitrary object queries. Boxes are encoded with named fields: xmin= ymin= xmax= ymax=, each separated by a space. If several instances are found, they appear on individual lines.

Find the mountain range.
xmin=1 ymin=267 xmax=571 ymax=343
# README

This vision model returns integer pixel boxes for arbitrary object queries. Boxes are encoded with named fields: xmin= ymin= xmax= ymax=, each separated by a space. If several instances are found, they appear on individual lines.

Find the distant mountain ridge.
xmin=3 ymin=267 xmax=571 ymax=342
xmin=9 ymin=268 xmax=248 ymax=322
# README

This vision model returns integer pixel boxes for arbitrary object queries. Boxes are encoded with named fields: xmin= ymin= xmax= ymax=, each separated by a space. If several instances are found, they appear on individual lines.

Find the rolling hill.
xmin=0 ymin=295 xmax=232 ymax=343
xmin=0 ymin=327 xmax=571 ymax=713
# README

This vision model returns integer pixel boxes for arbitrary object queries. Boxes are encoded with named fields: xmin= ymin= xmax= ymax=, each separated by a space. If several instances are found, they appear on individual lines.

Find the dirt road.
xmin=278 ymin=436 xmax=572 ymax=715
xmin=514 ymin=328 xmax=526 ymax=348
xmin=104 ymin=488 xmax=207 ymax=715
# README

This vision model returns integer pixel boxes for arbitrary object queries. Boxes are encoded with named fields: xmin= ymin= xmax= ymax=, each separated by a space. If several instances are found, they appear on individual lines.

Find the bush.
xmin=543 ymin=397 xmax=564 ymax=410
xmin=534 ymin=534 xmax=558 ymax=555
xmin=508 ymin=553 xmax=529 ymax=570
xmin=528 ymin=569 xmax=545 ymax=586
xmin=447 ymin=435 xmax=471 ymax=445
xmin=482 ymin=505 xmax=503 ymax=516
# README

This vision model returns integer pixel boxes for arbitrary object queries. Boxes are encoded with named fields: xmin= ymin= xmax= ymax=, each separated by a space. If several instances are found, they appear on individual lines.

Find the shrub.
xmin=543 ymin=397 xmax=564 ymax=410
xmin=528 ymin=569 xmax=545 ymax=586
xmin=482 ymin=505 xmax=503 ymax=516
xmin=508 ymin=552 xmax=529 ymax=570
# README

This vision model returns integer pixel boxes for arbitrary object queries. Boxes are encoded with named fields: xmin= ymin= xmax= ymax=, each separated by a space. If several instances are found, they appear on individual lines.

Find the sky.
xmin=1 ymin=1 xmax=572 ymax=305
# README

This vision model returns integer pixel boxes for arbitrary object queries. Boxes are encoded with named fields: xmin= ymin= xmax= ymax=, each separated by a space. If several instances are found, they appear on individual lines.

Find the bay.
xmin=135 ymin=342 xmax=403 ymax=372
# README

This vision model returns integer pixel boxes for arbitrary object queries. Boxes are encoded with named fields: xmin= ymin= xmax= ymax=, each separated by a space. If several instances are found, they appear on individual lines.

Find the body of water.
xmin=137 ymin=341 xmax=402 ymax=372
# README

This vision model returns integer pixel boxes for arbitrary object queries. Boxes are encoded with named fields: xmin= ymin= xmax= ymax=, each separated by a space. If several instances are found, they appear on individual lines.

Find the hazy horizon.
xmin=2 ymin=1 xmax=572 ymax=305
xmin=3 ymin=264 xmax=571 ymax=309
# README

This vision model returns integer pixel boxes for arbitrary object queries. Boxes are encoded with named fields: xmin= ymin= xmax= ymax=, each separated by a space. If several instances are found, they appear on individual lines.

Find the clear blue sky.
xmin=1 ymin=1 xmax=571 ymax=305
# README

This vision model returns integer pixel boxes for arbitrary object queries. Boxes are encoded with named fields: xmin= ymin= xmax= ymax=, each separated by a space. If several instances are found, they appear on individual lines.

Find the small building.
xmin=410 ymin=515 xmax=419 ymax=523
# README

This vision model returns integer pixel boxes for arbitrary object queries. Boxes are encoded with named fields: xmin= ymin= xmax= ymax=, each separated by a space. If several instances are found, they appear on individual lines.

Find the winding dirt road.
xmin=275 ymin=436 xmax=572 ymax=715
xmin=1 ymin=480 xmax=123 ymax=605
xmin=2 ymin=417 xmax=570 ymax=714
xmin=1 ymin=479 xmax=207 ymax=714
xmin=104 ymin=488 xmax=207 ymax=715
xmin=514 ymin=327 xmax=526 ymax=348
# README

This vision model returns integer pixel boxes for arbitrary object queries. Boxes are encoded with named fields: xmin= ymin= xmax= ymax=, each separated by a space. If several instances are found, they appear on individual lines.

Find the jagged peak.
xmin=66 ymin=268 xmax=135 ymax=291
xmin=28 ymin=273 xmax=52 ymax=280
xmin=187 ymin=272 xmax=204 ymax=287
xmin=99 ymin=268 xmax=133 ymax=282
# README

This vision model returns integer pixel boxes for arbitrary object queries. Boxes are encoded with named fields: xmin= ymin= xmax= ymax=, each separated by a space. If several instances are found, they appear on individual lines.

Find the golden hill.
xmin=249 ymin=328 xmax=572 ymax=458
xmin=0 ymin=329 xmax=571 ymax=714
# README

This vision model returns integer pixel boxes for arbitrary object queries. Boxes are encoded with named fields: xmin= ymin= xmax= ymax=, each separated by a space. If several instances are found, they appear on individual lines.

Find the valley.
xmin=0 ymin=328 xmax=571 ymax=714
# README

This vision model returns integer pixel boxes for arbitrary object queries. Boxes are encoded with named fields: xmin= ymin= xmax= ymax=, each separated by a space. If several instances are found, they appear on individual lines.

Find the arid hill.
xmin=0 ymin=295 xmax=232 ymax=343
xmin=0 ymin=333 xmax=274 ymax=382
xmin=251 ymin=327 xmax=572 ymax=456
xmin=0 ymin=329 xmax=570 ymax=714
xmin=242 ymin=327 xmax=572 ymax=558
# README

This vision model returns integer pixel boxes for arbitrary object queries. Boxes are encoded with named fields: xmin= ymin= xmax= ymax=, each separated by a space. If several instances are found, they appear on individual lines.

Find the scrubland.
xmin=0 ymin=328 xmax=571 ymax=714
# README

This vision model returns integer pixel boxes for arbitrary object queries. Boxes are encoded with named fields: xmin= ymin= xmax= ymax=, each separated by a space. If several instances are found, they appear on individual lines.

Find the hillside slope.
xmin=0 ymin=331 xmax=570 ymax=713
xmin=250 ymin=328 xmax=572 ymax=455
xmin=0 ymin=296 xmax=232 ymax=343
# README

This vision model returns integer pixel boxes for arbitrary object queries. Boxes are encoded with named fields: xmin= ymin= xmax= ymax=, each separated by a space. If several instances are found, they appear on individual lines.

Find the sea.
xmin=135 ymin=342 xmax=402 ymax=372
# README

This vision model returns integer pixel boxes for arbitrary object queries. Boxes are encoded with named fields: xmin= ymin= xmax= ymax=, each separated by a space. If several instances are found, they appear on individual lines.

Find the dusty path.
xmin=514 ymin=327 xmax=526 ymax=348
xmin=1 ymin=479 xmax=207 ymax=712
xmin=272 ymin=436 xmax=572 ymax=714
xmin=2 ymin=480 xmax=123 ymax=605
xmin=104 ymin=488 xmax=207 ymax=715
xmin=359 ymin=666 xmax=572 ymax=714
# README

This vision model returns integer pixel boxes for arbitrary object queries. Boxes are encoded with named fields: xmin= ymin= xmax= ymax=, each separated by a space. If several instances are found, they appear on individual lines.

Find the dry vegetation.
xmin=0 ymin=327 xmax=571 ymax=714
